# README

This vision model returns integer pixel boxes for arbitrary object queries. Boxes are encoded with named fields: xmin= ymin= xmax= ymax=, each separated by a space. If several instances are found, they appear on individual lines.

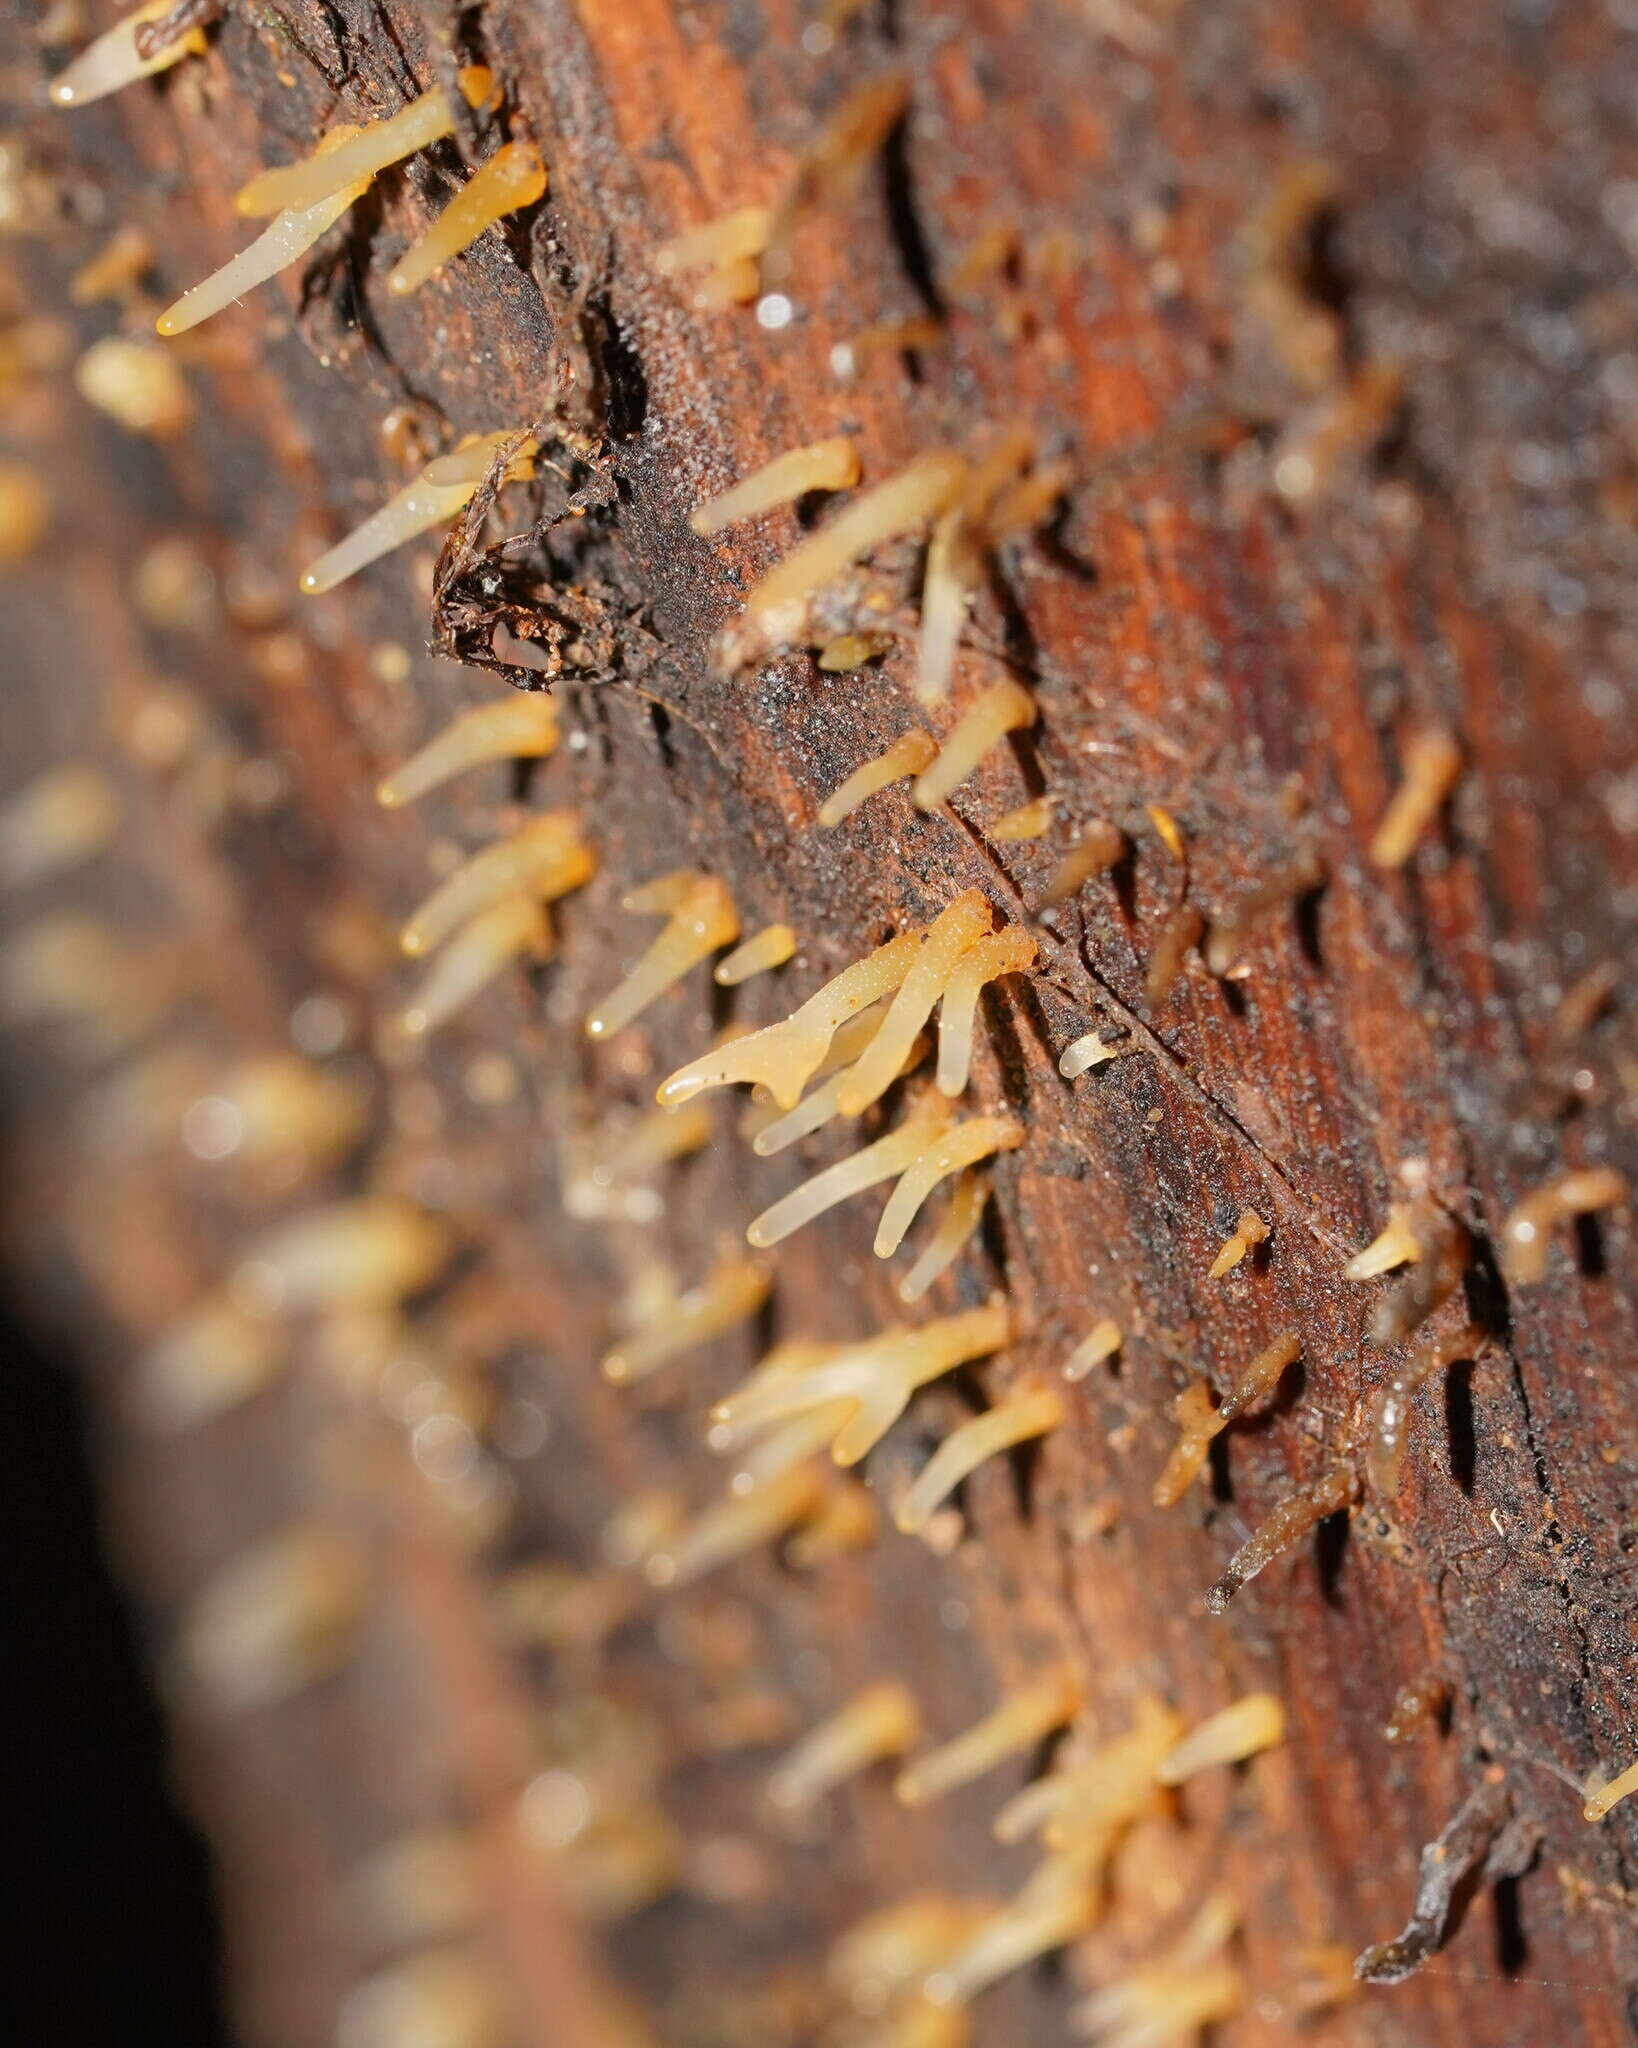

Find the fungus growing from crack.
xmin=1368 ymin=1322 xmax=1484 ymax=1494
xmin=376 ymin=694 xmax=558 ymax=808
xmin=897 ymin=1171 xmax=988 ymax=1304
xmin=301 ymin=432 xmax=535 ymax=595
xmin=829 ymin=1894 xmax=997 ymax=2019
xmin=689 ymin=436 xmax=861 ymax=536
xmin=1063 ymin=1319 xmax=1121 ymax=1382
xmin=1203 ymin=1457 xmax=1356 ymax=1612
xmin=586 ymin=873 xmax=740 ymax=1039
xmin=992 ymin=1695 xmax=1184 ymax=1849
xmin=767 ymin=1681 xmax=921 ymax=1812
xmin=600 ymin=1255 xmax=770 ymax=1384
xmin=1369 ymin=723 xmax=1461 ymax=869
xmin=386 ymin=140 xmax=546 ymax=296
xmin=1203 ymin=848 xmax=1325 ymax=975
xmin=235 ymin=69 xmax=495 ymax=217
xmin=1153 ymin=1333 xmax=1300 ymax=1509
xmin=49 ymin=0 xmax=207 ymax=107
xmin=935 ymin=928 xmax=1036 ymax=1095
xmin=1366 ymin=1201 xmax=1468 ymax=1344
xmin=1499 ymin=1165 xmax=1627 ymax=1285
xmin=750 ymin=1022 xmax=931 ymax=1156
xmin=746 ymin=1092 xmax=954 ymax=1248
xmin=158 ymin=131 xmax=372 ymax=334
xmin=874 ymin=1114 xmax=1024 ymax=1258
xmin=1157 ymin=1694 xmax=1286 ymax=1785
xmin=643 ymin=1462 xmax=827 ymax=1588
xmin=0 ymin=763 xmax=119 ymax=887
xmin=400 ymin=812 xmax=594 ymax=957
xmin=178 ymin=1523 xmax=366 ymax=1710
xmin=1208 ymin=1209 xmax=1268 ymax=1278
xmin=990 ymin=797 xmax=1053 ymax=841
xmin=836 ymin=893 xmax=994 ymax=1115
xmin=231 ymin=1195 xmax=451 ymax=1313
xmin=913 ymin=682 xmax=1038 ymax=809
xmin=1355 ymin=1777 xmax=1536 ymax=1983
xmin=1070 ymin=1893 xmax=1241 ymax=2046
xmin=602 ymin=1100 xmax=714 ymax=1183
xmin=1145 ymin=904 xmax=1204 ymax=1008
xmin=819 ymin=730 xmax=938 ymax=827
xmin=1584 ymin=1758 xmax=1638 ymax=1823
xmin=1344 ymin=1204 xmax=1422 ymax=1279
xmin=1041 ymin=820 xmax=1125 ymax=906
xmin=922 ymin=1846 xmax=1104 ymax=2006
xmin=915 ymin=428 xmax=1034 ymax=704
xmin=399 ymin=895 xmax=550 ymax=1037
xmin=715 ymin=922 xmax=797 ymax=985
xmin=895 ymin=1665 xmax=1081 ymax=1808
xmin=654 ymin=205 xmax=773 ymax=308
xmin=895 ymin=1377 xmax=1061 ymax=1533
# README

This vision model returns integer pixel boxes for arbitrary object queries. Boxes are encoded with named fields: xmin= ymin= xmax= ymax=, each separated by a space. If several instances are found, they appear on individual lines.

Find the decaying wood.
xmin=1 ymin=0 xmax=1636 ymax=2043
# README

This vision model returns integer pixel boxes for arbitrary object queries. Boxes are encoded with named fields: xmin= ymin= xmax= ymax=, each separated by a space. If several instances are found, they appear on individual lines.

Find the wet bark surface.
xmin=2 ymin=0 xmax=1637 ymax=2042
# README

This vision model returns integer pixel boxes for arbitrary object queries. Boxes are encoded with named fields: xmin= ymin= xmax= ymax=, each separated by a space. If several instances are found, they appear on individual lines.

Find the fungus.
xmin=1367 ymin=1202 xmax=1468 ymax=1344
xmin=1042 ymin=821 xmax=1125 ymax=905
xmin=936 ymin=929 xmax=1037 ymax=1095
xmin=48 ymin=0 xmax=207 ymax=107
xmin=644 ymin=1462 xmax=826 ymax=1588
xmin=1157 ymin=1694 xmax=1286 ymax=1785
xmin=235 ymin=70 xmax=495 ymax=217
xmin=750 ymin=1023 xmax=930 ymax=1157
xmin=1203 ymin=1457 xmax=1356 ymax=1612
xmin=1500 ymin=1166 xmax=1627 ymax=1285
xmin=178 ymin=1524 xmax=366 ymax=1710
xmin=1063 ymin=1319 xmax=1121 ymax=1382
xmin=819 ymin=730 xmax=938 ymax=827
xmin=1584 ymin=1759 xmax=1638 ymax=1823
xmin=0 ymin=763 xmax=119 ymax=888
xmin=188 ymin=1051 xmax=368 ymax=1168
xmin=1203 ymin=849 xmax=1325 ymax=975
xmin=302 ymin=432 xmax=534 ymax=595
xmin=746 ymin=1092 xmax=954 ymax=1248
xmin=915 ymin=428 xmax=1034 ymax=704
xmin=1355 ymin=1778 xmax=1535 ymax=1984
xmin=70 ymin=225 xmax=155 ymax=307
xmin=74 ymin=336 xmax=191 ymax=436
xmin=874 ymin=1114 xmax=1025 ymax=1258
xmin=137 ymin=1296 xmax=284 ymax=1429
xmin=835 ymin=892 xmax=994 ymax=1115
xmin=376 ymin=695 xmax=558 ymax=809
xmin=830 ymin=315 xmax=947 ymax=380
xmin=1059 ymin=1032 xmax=1125 ymax=1079
xmin=337 ymin=1951 xmax=500 ymax=2048
xmin=740 ymin=450 xmax=969 ymax=648
xmin=1147 ymin=805 xmax=1186 ymax=860
xmin=818 ymin=631 xmax=893 ymax=670
xmin=1368 ymin=1322 xmax=1484 ymax=1494
xmin=923 ymin=1850 xmax=1102 ymax=2006
xmin=1144 ymin=904 xmax=1204 ymax=1008
xmin=1156 ymin=1332 xmax=1302 ymax=1511
xmin=654 ymin=205 xmax=773 ymax=307
xmin=400 ymin=812 xmax=593 ymax=957
xmin=0 ymin=912 xmax=166 ymax=1046
xmin=586 ymin=874 xmax=740 ymax=1039
xmin=895 ymin=1665 xmax=1081 ymax=1807
xmin=602 ymin=1100 xmax=714 ymax=1182
xmin=0 ymin=461 xmax=49 ymax=564
xmin=829 ymin=1894 xmax=996 ymax=2017
xmin=350 ymin=1832 xmax=479 ymax=1947
xmin=689 ymin=437 xmax=861 ymax=536
xmin=1070 ymin=1893 xmax=1241 ymax=2046
xmin=990 ymin=798 xmax=1053 ymax=841
xmin=913 ymin=682 xmax=1038 ymax=809
xmin=386 ymin=140 xmax=546 ymax=297
xmin=1243 ymin=160 xmax=1344 ymax=392
xmin=157 ymin=132 xmax=372 ymax=334
xmin=1207 ymin=1209 xmax=1268 ymax=1279
xmin=231 ymin=1195 xmax=450 ymax=1313
xmin=897 ymin=1171 xmax=988 ymax=1304
xmin=715 ymin=922 xmax=797 ymax=985
xmin=992 ymin=1695 xmax=1184 ymax=1849
xmin=399 ymin=894 xmax=550 ymax=1037
xmin=895 ymin=1378 xmax=1061 ymax=1533
xmin=986 ymin=458 xmax=1074 ymax=542
xmin=767 ymin=1681 xmax=921 ymax=1812
xmin=725 ymin=1399 xmax=856 ymax=1494
xmin=601 ymin=1255 xmax=770 ymax=1384
xmin=1368 ymin=724 xmax=1461 ymax=869
xmin=1344 ymin=1204 xmax=1421 ymax=1280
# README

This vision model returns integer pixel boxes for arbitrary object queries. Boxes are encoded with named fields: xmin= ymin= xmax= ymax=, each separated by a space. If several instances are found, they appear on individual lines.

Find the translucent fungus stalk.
xmin=747 ymin=1093 xmax=953 ymax=1248
xmin=601 ymin=1255 xmax=770 ymax=1384
xmin=0 ymin=763 xmax=119 ymax=887
xmin=1157 ymin=1694 xmax=1286 ymax=1785
xmin=1500 ymin=1166 xmax=1627 ymax=1285
xmin=766 ymin=1681 xmax=922 ymax=1812
xmin=0 ymin=912 xmax=158 ymax=1042
xmin=751 ymin=1028 xmax=929 ymax=1156
xmin=1063 ymin=1319 xmax=1121 ymax=1382
xmin=303 ymin=432 xmax=531 ymax=595
xmin=336 ymin=1951 xmax=500 ymax=2048
xmin=836 ymin=892 xmax=993 ymax=1116
xmin=158 ymin=134 xmax=371 ymax=334
xmin=654 ymin=205 xmax=773 ymax=284
xmin=1383 ymin=1673 xmax=1451 ymax=1744
xmin=819 ymin=730 xmax=938 ymax=827
xmin=401 ymin=813 xmax=593 ymax=956
xmin=829 ymin=1895 xmax=996 ymax=2017
xmin=689 ymin=437 xmax=861 ymax=536
xmin=993 ymin=1696 xmax=1184 ymax=1849
xmin=742 ymin=450 xmax=969 ymax=644
xmin=915 ymin=428 xmax=1033 ymax=704
xmin=1584 ymin=1758 xmax=1638 ymax=1823
xmin=644 ymin=1463 xmax=825 ymax=1588
xmin=1042 ymin=820 xmax=1125 ymax=906
xmin=715 ymin=922 xmax=796 ymax=985
xmin=897 ymin=1172 xmax=987 ymax=1304
xmin=1145 ymin=903 xmax=1204 ymax=1008
xmin=1154 ymin=1332 xmax=1301 ymax=1509
xmin=913 ymin=682 xmax=1038 ymax=809
xmin=74 ymin=337 xmax=191 ymax=436
xmin=727 ymin=1401 xmax=856 ymax=1493
xmin=895 ymin=1379 xmax=1062 ymax=1533
xmin=786 ymin=1480 xmax=879 ymax=1567
xmin=936 ymin=929 xmax=1036 ymax=1095
xmin=657 ymin=926 xmax=924 ymax=1110
xmin=1345 ymin=1204 xmax=1421 ymax=1280
xmin=1368 ymin=1323 xmax=1483 ymax=1495
xmin=236 ymin=69 xmax=495 ymax=217
xmin=233 ymin=1196 xmax=450 ymax=1312
xmin=377 ymin=695 xmax=558 ymax=809
xmin=179 ymin=1524 xmax=366 ymax=1710
xmin=586 ymin=875 xmax=739 ymax=1038
xmin=386 ymin=140 xmax=547 ymax=297
xmin=874 ymin=1114 xmax=1024 ymax=1258
xmin=603 ymin=1100 xmax=713 ymax=1182
xmin=990 ymin=798 xmax=1052 ymax=841
xmin=1203 ymin=1459 xmax=1356 ymax=1612
xmin=1071 ymin=1893 xmax=1240 ymax=2046
xmin=895 ymin=1665 xmax=1081 ymax=1807
xmin=49 ymin=0 xmax=207 ymax=107
xmin=1060 ymin=1032 xmax=1122 ymax=1079
xmin=1203 ymin=849 xmax=1325 ymax=975
xmin=137 ymin=1297 xmax=284 ymax=1429
xmin=1369 ymin=723 xmax=1461 ymax=868
xmin=400 ymin=895 xmax=548 ymax=1036
xmin=193 ymin=1052 xmax=368 ymax=1169
xmin=1367 ymin=1200 xmax=1469 ymax=1344
xmin=924 ymin=1852 xmax=1100 ymax=2007
xmin=772 ymin=72 xmax=911 ymax=250
xmin=1208 ymin=1209 xmax=1268 ymax=1279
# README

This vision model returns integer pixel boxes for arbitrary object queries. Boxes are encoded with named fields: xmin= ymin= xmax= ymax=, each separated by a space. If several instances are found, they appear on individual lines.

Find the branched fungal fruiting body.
xmin=897 ymin=1171 xmax=988 ymax=1303
xmin=895 ymin=1378 xmax=1062 ymax=1532
xmin=585 ymin=874 xmax=739 ymax=1039
xmin=157 ymin=132 xmax=372 ymax=334
xmin=1368 ymin=1322 xmax=1483 ymax=1494
xmin=400 ymin=813 xmax=594 ymax=957
xmin=643 ymin=1463 xmax=826 ymax=1588
xmin=750 ymin=1024 xmax=930 ymax=1156
xmin=1500 ymin=1166 xmax=1627 ymax=1284
xmin=873 ymin=1114 xmax=1025 ymax=1258
xmin=1203 ymin=1457 xmax=1356 ymax=1611
xmin=1367 ymin=1200 xmax=1468 ymax=1344
xmin=935 ymin=929 xmax=1036 ymax=1095
xmin=828 ymin=1894 xmax=997 ymax=2018
xmin=835 ymin=893 xmax=994 ymax=1116
xmin=232 ymin=1196 xmax=451 ymax=1313
xmin=1071 ymin=1893 xmax=1241 ymax=2046
xmin=923 ymin=1848 xmax=1102 ymax=2006
xmin=1345 ymin=1204 xmax=1422 ymax=1279
xmin=1153 ymin=1332 xmax=1300 ymax=1508
xmin=992 ymin=1696 xmax=1184 ymax=1849
xmin=1063 ymin=1319 xmax=1121 ymax=1382
xmin=895 ymin=1665 xmax=1081 ymax=1806
xmin=913 ymin=682 xmax=1038 ymax=810
xmin=689 ymin=437 xmax=861 ymax=536
xmin=377 ymin=695 xmax=558 ymax=809
xmin=1208 ymin=1209 xmax=1268 ymax=1278
xmin=1157 ymin=1693 xmax=1286 ymax=1784
xmin=915 ymin=429 xmax=1034 ymax=704
xmin=746 ymin=1092 xmax=953 ymax=1248
xmin=49 ymin=0 xmax=207 ymax=107
xmin=819 ymin=731 xmax=938 ymax=827
xmin=767 ymin=1681 xmax=921 ymax=1812
xmin=601 ymin=1255 xmax=770 ymax=1384
xmin=302 ymin=433 xmax=534 ymax=595
xmin=714 ymin=922 xmax=797 ymax=985
xmin=387 ymin=141 xmax=547 ymax=297
xmin=0 ymin=763 xmax=119 ymax=888
xmin=399 ymin=894 xmax=549 ymax=1037
xmin=236 ymin=70 xmax=495 ymax=217
xmin=179 ymin=1525 xmax=366 ymax=1710
xmin=1369 ymin=724 xmax=1461 ymax=869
